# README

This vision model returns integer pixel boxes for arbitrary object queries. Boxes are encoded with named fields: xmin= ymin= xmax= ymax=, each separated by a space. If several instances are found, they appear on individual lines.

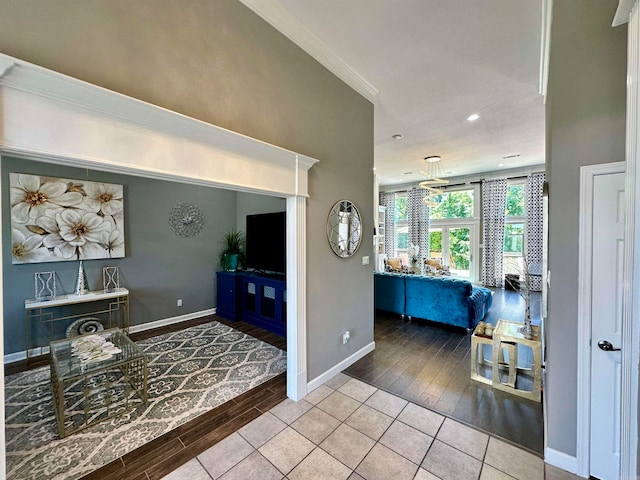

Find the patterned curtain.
xmin=407 ymin=187 xmax=430 ymax=273
xmin=482 ymin=178 xmax=508 ymax=287
xmin=526 ymin=173 xmax=545 ymax=292
xmin=379 ymin=191 xmax=395 ymax=256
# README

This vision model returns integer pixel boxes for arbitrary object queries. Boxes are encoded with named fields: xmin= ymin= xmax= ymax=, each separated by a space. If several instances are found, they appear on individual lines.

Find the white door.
xmin=590 ymin=171 xmax=625 ymax=480
xmin=428 ymin=224 xmax=476 ymax=280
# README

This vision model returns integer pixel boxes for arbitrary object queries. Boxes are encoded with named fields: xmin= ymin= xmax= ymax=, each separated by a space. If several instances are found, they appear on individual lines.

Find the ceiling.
xmin=240 ymin=0 xmax=546 ymax=186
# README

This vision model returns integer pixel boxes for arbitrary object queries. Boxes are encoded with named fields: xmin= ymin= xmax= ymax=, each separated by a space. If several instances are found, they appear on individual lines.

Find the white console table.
xmin=25 ymin=288 xmax=130 ymax=364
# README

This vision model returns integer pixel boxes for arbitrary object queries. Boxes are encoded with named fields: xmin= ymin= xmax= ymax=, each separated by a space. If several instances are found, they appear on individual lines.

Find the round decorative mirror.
xmin=326 ymin=200 xmax=362 ymax=258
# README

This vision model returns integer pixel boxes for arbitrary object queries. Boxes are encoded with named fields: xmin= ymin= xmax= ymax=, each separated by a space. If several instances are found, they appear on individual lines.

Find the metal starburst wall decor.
xmin=168 ymin=203 xmax=206 ymax=238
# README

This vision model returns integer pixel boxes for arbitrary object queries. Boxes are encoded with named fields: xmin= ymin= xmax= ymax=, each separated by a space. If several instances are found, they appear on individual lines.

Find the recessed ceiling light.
xmin=467 ymin=113 xmax=480 ymax=122
xmin=373 ymin=167 xmax=377 ymax=171
xmin=498 ymin=163 xmax=505 ymax=167
xmin=392 ymin=134 xmax=404 ymax=140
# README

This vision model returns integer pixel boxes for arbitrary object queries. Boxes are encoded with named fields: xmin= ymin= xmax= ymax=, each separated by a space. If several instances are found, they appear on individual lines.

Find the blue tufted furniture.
xmin=374 ymin=272 xmax=407 ymax=316
xmin=374 ymin=272 xmax=492 ymax=330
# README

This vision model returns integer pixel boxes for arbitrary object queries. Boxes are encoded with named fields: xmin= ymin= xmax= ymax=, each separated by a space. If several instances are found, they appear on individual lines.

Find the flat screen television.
xmin=245 ymin=212 xmax=286 ymax=275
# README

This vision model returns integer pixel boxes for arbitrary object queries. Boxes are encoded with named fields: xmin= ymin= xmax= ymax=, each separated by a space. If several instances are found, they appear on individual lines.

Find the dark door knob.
xmin=597 ymin=340 xmax=621 ymax=352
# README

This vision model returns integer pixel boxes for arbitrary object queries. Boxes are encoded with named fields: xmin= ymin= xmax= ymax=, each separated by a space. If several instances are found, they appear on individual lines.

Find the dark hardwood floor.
xmin=344 ymin=288 xmax=544 ymax=454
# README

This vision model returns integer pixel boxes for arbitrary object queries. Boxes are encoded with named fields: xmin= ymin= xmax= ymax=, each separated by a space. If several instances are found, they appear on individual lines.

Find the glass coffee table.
xmin=49 ymin=328 xmax=147 ymax=438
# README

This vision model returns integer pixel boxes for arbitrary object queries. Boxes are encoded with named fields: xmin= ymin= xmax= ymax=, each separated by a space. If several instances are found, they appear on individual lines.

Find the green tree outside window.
xmin=429 ymin=230 xmax=442 ymax=254
xmin=504 ymin=223 xmax=524 ymax=254
xmin=430 ymin=191 xmax=473 ymax=219
xmin=450 ymin=228 xmax=470 ymax=269
xmin=505 ymin=185 xmax=525 ymax=216
xmin=395 ymin=194 xmax=407 ymax=221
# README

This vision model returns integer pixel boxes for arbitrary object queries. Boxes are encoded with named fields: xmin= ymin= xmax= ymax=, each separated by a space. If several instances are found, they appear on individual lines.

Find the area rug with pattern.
xmin=4 ymin=320 xmax=287 ymax=480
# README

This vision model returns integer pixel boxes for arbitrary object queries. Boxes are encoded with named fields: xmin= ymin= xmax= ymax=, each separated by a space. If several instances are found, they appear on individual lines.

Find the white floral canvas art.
xmin=10 ymin=173 xmax=125 ymax=264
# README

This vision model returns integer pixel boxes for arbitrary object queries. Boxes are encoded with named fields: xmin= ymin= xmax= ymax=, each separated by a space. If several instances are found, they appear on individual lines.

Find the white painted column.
xmin=622 ymin=2 xmax=640 ymax=478
xmin=286 ymin=195 xmax=307 ymax=400
xmin=0 ymin=158 xmax=5 ymax=480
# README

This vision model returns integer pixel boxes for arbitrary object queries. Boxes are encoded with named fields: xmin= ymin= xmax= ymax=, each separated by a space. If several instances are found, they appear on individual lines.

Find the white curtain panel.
xmin=407 ymin=187 xmax=430 ymax=273
xmin=482 ymin=178 xmax=508 ymax=287
xmin=526 ymin=173 xmax=545 ymax=292
xmin=379 ymin=191 xmax=395 ymax=257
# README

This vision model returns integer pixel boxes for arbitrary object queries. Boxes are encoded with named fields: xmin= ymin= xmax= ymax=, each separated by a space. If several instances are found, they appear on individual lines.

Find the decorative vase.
xmin=75 ymin=260 xmax=89 ymax=295
xmin=224 ymin=253 xmax=239 ymax=272
xmin=518 ymin=301 xmax=534 ymax=338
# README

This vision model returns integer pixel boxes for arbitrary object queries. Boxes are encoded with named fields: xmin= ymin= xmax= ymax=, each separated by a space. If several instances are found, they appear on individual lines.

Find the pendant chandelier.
xmin=419 ymin=155 xmax=449 ymax=207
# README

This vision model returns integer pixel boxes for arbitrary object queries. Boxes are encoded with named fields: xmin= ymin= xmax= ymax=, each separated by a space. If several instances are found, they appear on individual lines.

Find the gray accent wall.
xmin=0 ymin=0 xmax=375 ymax=379
xmin=2 ymin=156 xmax=238 ymax=354
xmin=545 ymin=0 xmax=627 ymax=456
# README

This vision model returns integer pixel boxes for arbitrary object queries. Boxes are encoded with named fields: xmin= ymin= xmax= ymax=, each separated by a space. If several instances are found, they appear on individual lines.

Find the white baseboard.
xmin=544 ymin=448 xmax=582 ymax=477
xmin=307 ymin=341 xmax=375 ymax=392
xmin=4 ymin=351 xmax=26 ymax=364
xmin=128 ymin=308 xmax=216 ymax=334
xmin=4 ymin=308 xmax=217 ymax=365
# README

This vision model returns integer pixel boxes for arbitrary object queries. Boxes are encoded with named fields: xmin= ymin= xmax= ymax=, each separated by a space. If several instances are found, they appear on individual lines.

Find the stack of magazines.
xmin=71 ymin=334 xmax=122 ymax=364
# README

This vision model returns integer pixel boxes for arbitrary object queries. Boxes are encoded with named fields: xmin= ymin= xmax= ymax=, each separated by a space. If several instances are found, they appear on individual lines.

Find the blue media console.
xmin=216 ymin=271 xmax=286 ymax=337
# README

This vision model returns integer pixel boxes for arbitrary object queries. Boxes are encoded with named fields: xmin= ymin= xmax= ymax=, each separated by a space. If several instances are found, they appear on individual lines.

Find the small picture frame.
xmin=102 ymin=266 xmax=120 ymax=292
xmin=34 ymin=272 xmax=56 ymax=301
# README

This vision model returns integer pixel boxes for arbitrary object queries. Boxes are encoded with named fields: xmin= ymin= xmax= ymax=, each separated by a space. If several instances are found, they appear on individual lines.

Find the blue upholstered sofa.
xmin=374 ymin=272 xmax=492 ymax=330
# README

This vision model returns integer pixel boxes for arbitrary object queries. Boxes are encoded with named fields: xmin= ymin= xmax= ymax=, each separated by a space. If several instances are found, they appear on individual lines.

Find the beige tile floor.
xmin=161 ymin=373 xmax=581 ymax=480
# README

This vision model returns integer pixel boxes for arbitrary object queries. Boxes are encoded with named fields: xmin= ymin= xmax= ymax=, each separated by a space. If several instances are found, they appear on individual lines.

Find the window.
xmin=429 ymin=187 xmax=478 ymax=280
xmin=429 ymin=229 xmax=442 ymax=259
xmin=504 ymin=223 xmax=524 ymax=254
xmin=394 ymin=192 xmax=408 ymax=262
xmin=505 ymin=184 xmax=525 ymax=217
xmin=430 ymin=190 xmax=474 ymax=219
xmin=504 ymin=183 xmax=526 ymax=276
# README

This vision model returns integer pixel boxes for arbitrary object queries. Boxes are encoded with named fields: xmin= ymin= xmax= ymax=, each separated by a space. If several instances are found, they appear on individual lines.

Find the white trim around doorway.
xmin=575 ymin=161 xmax=627 ymax=478
xmin=0 ymin=54 xmax=319 ymax=479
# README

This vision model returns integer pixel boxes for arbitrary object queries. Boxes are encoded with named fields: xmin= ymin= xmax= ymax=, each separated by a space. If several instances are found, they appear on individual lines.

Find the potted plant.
xmin=219 ymin=230 xmax=245 ymax=272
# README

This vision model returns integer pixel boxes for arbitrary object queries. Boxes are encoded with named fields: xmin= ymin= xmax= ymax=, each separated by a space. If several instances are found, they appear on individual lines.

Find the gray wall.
xmin=545 ymin=0 xmax=627 ymax=455
xmin=0 ymin=0 xmax=375 ymax=379
xmin=3 ymin=156 xmax=237 ymax=354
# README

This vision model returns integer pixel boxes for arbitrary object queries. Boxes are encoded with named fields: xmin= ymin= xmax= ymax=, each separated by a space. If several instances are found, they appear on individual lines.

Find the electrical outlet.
xmin=177 ymin=299 xmax=183 ymax=307
xmin=362 ymin=256 xmax=370 ymax=265
xmin=342 ymin=331 xmax=350 ymax=344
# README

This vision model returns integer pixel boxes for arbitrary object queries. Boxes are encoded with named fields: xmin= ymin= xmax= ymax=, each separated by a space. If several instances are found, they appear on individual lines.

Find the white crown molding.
xmin=539 ymin=0 xmax=552 ymax=100
xmin=0 ymin=55 xmax=15 ymax=78
xmin=0 ymin=54 xmax=319 ymax=172
xmin=0 ymin=54 xmax=319 ymax=197
xmin=238 ymin=0 xmax=378 ymax=104
xmin=613 ymin=0 xmax=636 ymax=26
